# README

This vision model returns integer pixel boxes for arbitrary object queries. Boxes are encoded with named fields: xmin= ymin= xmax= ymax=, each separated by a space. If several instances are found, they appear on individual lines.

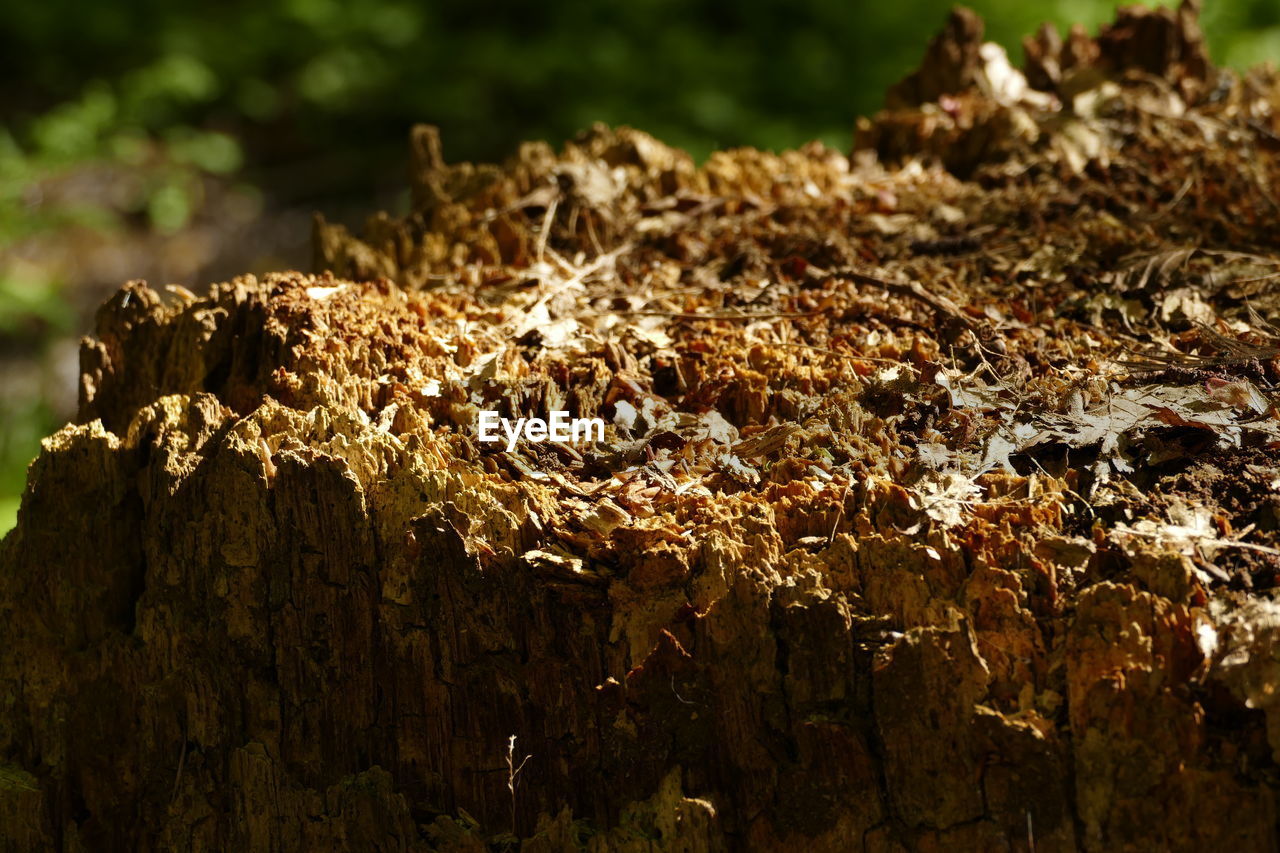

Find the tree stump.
xmin=5 ymin=3 xmax=1280 ymax=850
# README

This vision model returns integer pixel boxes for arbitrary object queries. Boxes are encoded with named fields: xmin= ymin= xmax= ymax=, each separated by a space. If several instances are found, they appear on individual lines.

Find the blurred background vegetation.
xmin=2 ymin=0 xmax=1278 ymax=534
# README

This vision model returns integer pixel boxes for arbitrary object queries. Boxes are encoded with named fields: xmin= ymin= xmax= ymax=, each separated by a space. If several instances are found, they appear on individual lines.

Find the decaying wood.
xmin=6 ymin=2 xmax=1280 ymax=850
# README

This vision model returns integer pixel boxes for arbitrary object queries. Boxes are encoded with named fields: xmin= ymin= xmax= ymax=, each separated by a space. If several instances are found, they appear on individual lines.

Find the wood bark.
xmin=5 ymin=3 xmax=1280 ymax=850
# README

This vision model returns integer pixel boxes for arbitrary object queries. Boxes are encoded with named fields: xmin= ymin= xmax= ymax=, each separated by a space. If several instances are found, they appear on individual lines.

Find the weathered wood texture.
xmin=6 ymin=2 xmax=1280 ymax=850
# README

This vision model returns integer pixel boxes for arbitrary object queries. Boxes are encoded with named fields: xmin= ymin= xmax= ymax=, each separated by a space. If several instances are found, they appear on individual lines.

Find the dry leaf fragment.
xmin=1205 ymin=377 xmax=1270 ymax=415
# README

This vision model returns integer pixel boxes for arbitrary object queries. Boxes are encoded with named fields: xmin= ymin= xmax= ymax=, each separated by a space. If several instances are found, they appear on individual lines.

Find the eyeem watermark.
xmin=478 ymin=411 xmax=605 ymax=451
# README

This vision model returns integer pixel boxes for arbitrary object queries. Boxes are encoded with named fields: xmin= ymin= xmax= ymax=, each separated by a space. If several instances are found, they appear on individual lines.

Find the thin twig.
xmin=171 ymin=732 xmax=187 ymax=805
xmin=506 ymin=735 xmax=532 ymax=837
xmin=828 ymin=268 xmax=974 ymax=328
xmin=1135 ymin=171 xmax=1195 ymax=222
xmin=535 ymin=199 xmax=557 ymax=264
xmin=829 ymin=479 xmax=853 ymax=544
xmin=594 ymin=309 xmax=817 ymax=320
xmin=764 ymin=341 xmax=905 ymax=365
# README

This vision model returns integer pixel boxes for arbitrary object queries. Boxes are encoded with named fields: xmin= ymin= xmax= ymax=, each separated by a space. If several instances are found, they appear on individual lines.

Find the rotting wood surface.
xmin=6 ymin=2 xmax=1280 ymax=850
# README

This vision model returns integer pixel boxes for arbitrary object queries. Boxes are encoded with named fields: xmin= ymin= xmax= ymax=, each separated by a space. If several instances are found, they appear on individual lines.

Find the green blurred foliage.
xmin=5 ymin=0 xmax=1277 ymax=167
xmin=0 ymin=0 xmax=1277 ymax=535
